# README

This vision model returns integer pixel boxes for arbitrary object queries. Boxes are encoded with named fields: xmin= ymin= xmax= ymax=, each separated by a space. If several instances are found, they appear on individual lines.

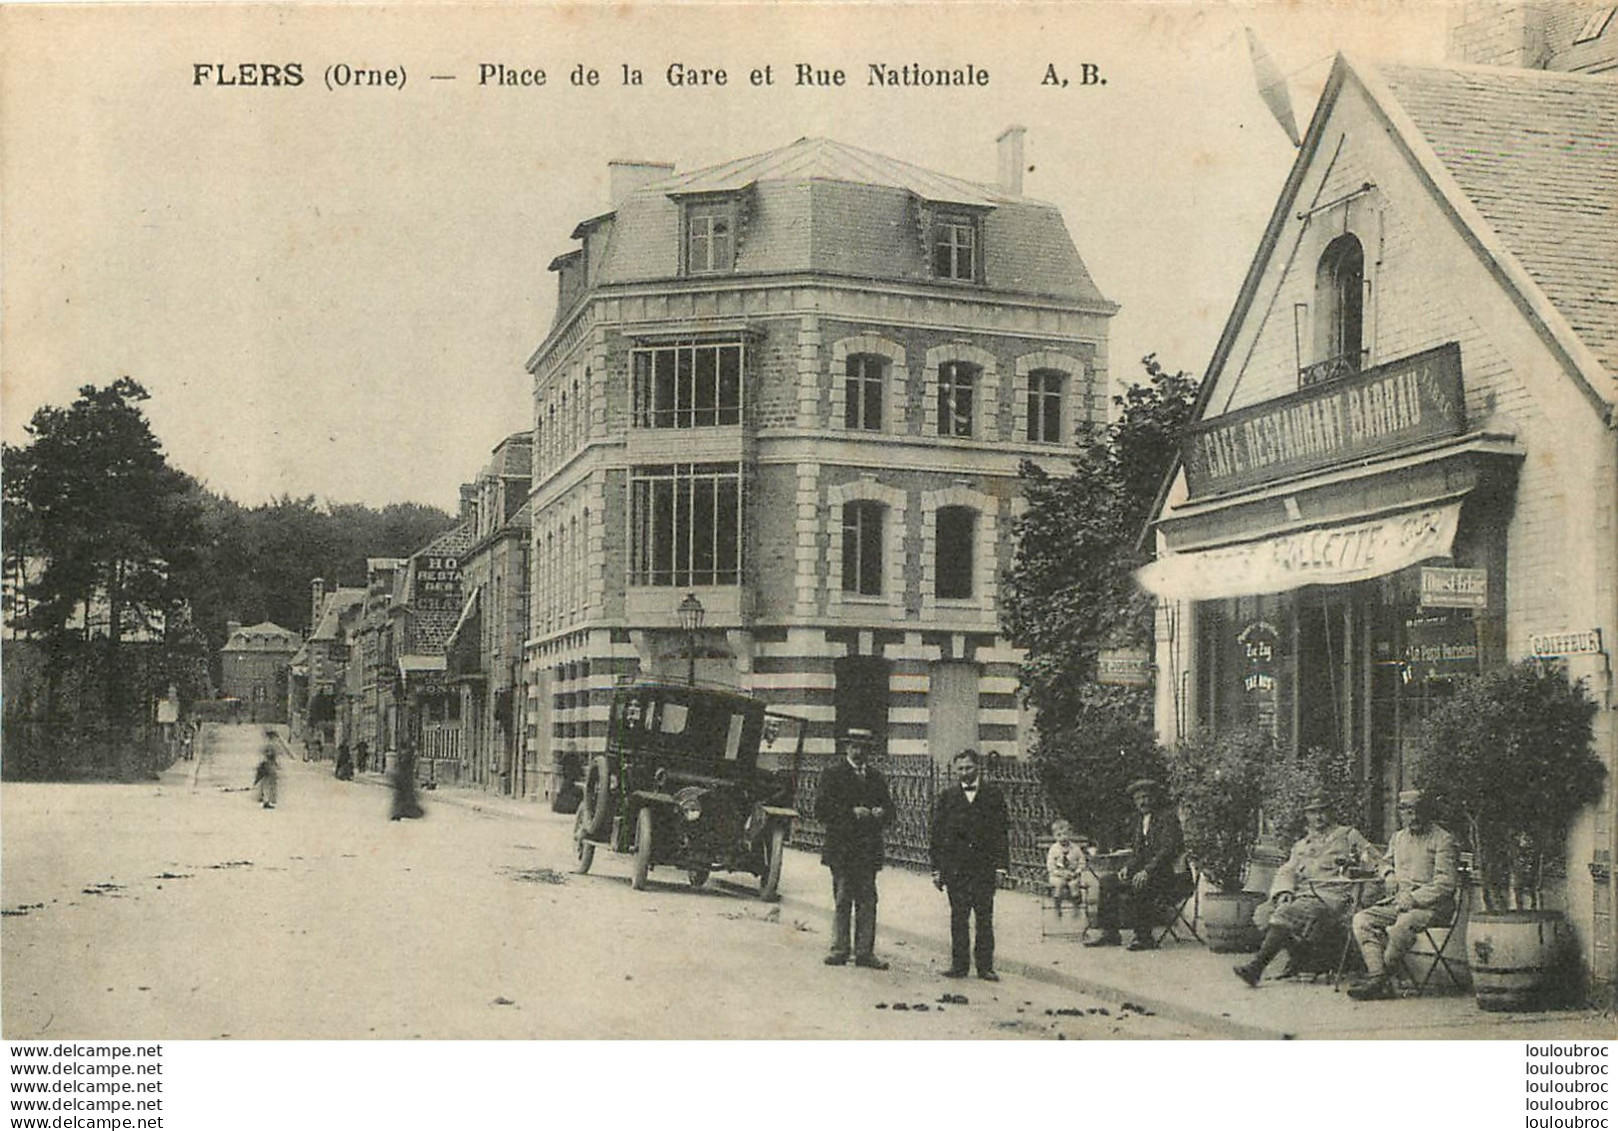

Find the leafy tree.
xmin=3 ymin=378 xmax=202 ymax=728
xmin=1001 ymin=355 xmax=1198 ymax=843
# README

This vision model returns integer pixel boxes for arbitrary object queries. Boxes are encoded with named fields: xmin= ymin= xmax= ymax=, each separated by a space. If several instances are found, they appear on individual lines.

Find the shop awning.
xmin=1136 ymin=499 xmax=1462 ymax=601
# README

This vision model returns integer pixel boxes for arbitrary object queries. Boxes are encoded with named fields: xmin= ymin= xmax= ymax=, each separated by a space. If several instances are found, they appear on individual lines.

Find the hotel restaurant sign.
xmin=1183 ymin=343 xmax=1465 ymax=498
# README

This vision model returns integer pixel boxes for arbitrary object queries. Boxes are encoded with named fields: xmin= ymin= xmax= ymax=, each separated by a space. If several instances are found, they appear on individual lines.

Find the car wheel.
xmin=571 ymin=808 xmax=595 ymax=875
xmin=631 ymin=806 xmax=654 ymax=891
xmin=688 ymin=869 xmax=710 ymax=889
xmin=580 ymin=755 xmax=613 ymax=840
xmin=758 ymin=824 xmax=787 ymax=902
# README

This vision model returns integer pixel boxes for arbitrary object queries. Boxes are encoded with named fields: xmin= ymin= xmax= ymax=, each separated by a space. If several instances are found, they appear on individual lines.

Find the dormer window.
xmin=932 ymin=213 xmax=978 ymax=281
xmin=684 ymin=199 xmax=736 ymax=275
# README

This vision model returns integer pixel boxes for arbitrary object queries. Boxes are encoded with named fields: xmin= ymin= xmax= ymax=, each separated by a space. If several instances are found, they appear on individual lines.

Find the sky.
xmin=0 ymin=1 xmax=1452 ymax=513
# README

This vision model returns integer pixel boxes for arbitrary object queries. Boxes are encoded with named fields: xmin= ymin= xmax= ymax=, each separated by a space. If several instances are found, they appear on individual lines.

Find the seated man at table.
xmin=1347 ymin=789 xmax=1458 ymax=1001
xmin=1233 ymin=794 xmax=1378 ymax=987
xmin=1084 ymin=779 xmax=1195 ymax=951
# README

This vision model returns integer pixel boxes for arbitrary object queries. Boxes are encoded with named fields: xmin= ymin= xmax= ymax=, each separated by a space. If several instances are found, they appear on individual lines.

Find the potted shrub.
xmin=1411 ymin=660 xmax=1606 ymax=1010
xmin=1166 ymin=725 xmax=1272 ymax=952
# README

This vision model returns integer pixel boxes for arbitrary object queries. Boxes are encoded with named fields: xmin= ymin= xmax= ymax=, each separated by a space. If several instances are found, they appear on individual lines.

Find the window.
xmin=1306 ymin=234 xmax=1365 ymax=386
xmin=841 ymin=501 xmax=885 ymax=596
xmin=685 ymin=201 xmax=735 ymax=274
xmin=933 ymin=214 xmax=977 ymax=281
xmin=935 ymin=506 xmax=975 ymax=599
xmin=844 ymin=354 xmax=885 ymax=431
xmin=632 ymin=342 xmax=743 ymax=429
xmin=630 ymin=462 xmax=742 ymax=587
xmin=1027 ymin=369 xmax=1065 ymax=443
xmin=938 ymin=361 xmax=977 ymax=438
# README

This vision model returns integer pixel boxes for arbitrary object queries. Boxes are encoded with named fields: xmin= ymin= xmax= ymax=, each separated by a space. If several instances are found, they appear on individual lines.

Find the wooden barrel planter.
xmin=1468 ymin=910 xmax=1567 ymax=1012
xmin=1201 ymin=890 xmax=1264 ymax=953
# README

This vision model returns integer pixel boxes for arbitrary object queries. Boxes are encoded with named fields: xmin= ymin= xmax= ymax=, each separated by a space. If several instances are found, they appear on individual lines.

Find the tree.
xmin=1001 ymin=355 xmax=1198 ymax=843
xmin=3 ymin=378 xmax=203 ymax=742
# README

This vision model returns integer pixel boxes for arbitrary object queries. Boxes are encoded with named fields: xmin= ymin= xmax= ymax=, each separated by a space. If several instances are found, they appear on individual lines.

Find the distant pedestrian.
xmin=930 ymin=749 xmax=1010 ymax=981
xmin=390 ymin=742 xmax=425 ymax=820
xmin=356 ymin=741 xmax=370 ymax=775
xmin=815 ymin=727 xmax=892 ymax=969
xmin=335 ymin=743 xmax=354 ymax=781
xmin=253 ymin=744 xmax=280 ymax=810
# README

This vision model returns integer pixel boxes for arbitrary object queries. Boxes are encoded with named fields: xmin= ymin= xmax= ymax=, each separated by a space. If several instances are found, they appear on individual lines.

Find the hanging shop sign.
xmin=1182 ymin=342 xmax=1465 ymax=498
xmin=1419 ymin=566 xmax=1488 ymax=610
xmin=1404 ymin=613 xmax=1480 ymax=681
xmin=1137 ymin=501 xmax=1460 ymax=601
xmin=1529 ymin=629 xmax=1604 ymax=659
xmin=1238 ymin=620 xmax=1281 ymax=736
xmin=1097 ymin=647 xmax=1153 ymax=687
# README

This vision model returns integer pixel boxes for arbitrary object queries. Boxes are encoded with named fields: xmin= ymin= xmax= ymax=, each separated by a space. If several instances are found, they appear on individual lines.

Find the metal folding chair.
xmin=1400 ymin=856 xmax=1473 ymax=992
xmin=1152 ymin=858 xmax=1203 ymax=946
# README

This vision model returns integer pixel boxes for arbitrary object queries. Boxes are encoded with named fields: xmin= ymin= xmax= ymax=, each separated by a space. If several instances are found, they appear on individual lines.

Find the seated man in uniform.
xmin=1083 ymin=778 xmax=1195 ymax=951
xmin=1347 ymin=789 xmax=1458 ymax=1000
xmin=1233 ymin=794 xmax=1379 ymax=987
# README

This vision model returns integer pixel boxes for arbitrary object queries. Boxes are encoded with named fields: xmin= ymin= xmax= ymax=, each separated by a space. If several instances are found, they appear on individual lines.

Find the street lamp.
xmin=676 ymin=593 xmax=705 ymax=685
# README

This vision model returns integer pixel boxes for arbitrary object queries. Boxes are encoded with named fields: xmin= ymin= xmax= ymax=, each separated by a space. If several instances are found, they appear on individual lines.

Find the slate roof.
xmin=309 ymin=588 xmax=364 ymax=643
xmin=559 ymin=136 xmax=1111 ymax=309
xmin=658 ymin=136 xmax=1001 ymax=208
xmin=221 ymin=621 xmax=299 ymax=653
xmin=1377 ymin=62 xmax=1618 ymax=378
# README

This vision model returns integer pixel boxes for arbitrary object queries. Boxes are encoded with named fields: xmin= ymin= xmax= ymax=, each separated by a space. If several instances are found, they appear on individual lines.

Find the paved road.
xmin=2 ymin=723 xmax=1202 ymax=1039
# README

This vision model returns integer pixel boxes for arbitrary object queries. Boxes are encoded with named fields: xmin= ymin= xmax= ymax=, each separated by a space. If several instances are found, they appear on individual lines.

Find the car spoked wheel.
xmin=687 ymin=869 xmax=710 ymax=889
xmin=631 ymin=806 xmax=655 ymax=891
xmin=572 ymin=808 xmax=595 ymax=875
xmin=580 ymin=755 xmax=613 ymax=840
xmin=758 ymin=824 xmax=786 ymax=901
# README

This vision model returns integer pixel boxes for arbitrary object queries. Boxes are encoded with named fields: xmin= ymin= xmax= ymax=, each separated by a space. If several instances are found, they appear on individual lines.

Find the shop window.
xmin=1305 ymin=234 xmax=1366 ymax=386
xmin=629 ymin=462 xmax=742 ymax=587
xmin=1027 ymin=369 xmax=1065 ymax=443
xmin=684 ymin=200 xmax=736 ymax=274
xmin=632 ymin=342 xmax=743 ymax=428
xmin=935 ymin=506 xmax=976 ymax=599
xmin=841 ymin=500 xmax=885 ymax=596
xmin=937 ymin=361 xmax=977 ymax=438
xmin=845 ymin=354 xmax=886 ymax=431
xmin=932 ymin=213 xmax=979 ymax=281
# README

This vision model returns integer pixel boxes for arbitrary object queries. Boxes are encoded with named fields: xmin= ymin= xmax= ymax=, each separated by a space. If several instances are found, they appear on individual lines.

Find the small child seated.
xmin=1046 ymin=820 xmax=1086 ymax=915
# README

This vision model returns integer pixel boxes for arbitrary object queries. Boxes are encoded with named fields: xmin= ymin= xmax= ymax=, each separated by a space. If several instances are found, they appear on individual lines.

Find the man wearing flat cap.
xmin=1085 ymin=778 xmax=1194 ymax=951
xmin=1234 ymin=794 xmax=1378 ymax=987
xmin=815 ymin=727 xmax=894 ymax=969
xmin=1348 ymin=789 xmax=1458 ymax=1000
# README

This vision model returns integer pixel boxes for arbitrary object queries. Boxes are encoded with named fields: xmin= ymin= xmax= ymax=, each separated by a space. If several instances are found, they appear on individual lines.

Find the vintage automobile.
xmin=571 ymin=679 xmax=806 ymax=899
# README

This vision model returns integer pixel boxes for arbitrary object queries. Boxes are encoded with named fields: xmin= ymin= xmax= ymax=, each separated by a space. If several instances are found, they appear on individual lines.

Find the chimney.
xmin=310 ymin=578 xmax=325 ymax=634
xmin=996 ymin=125 xmax=1027 ymax=196
xmin=608 ymin=160 xmax=676 ymax=206
xmin=1446 ymin=2 xmax=1551 ymax=68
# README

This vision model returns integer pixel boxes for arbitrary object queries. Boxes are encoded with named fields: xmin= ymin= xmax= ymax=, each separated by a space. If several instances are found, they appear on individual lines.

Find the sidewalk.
xmin=346 ymin=770 xmax=1615 ymax=1041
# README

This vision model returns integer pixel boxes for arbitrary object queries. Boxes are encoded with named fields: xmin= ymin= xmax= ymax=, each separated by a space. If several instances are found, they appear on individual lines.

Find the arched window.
xmin=841 ymin=501 xmax=885 ymax=596
xmin=845 ymin=354 xmax=886 ymax=431
xmin=935 ymin=506 xmax=976 ymax=599
xmin=1026 ymin=369 xmax=1066 ymax=443
xmin=1310 ymin=234 xmax=1365 ymax=385
xmin=938 ymin=361 xmax=978 ymax=438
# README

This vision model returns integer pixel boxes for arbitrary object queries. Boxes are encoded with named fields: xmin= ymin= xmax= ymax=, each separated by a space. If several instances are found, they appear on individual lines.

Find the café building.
xmin=1140 ymin=54 xmax=1617 ymax=985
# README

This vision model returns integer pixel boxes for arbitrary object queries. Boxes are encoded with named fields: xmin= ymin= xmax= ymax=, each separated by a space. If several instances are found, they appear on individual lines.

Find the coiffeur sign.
xmin=1137 ymin=502 xmax=1460 ymax=602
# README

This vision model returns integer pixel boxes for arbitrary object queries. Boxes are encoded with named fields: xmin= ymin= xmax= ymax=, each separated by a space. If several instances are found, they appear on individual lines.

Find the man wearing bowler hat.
xmin=1348 ymin=789 xmax=1457 ymax=1000
xmin=1085 ymin=777 xmax=1194 ymax=951
xmin=815 ymin=727 xmax=894 ymax=969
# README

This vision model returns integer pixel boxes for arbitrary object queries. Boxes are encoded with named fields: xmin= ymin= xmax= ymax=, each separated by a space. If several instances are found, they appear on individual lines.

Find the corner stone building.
xmin=524 ymin=133 xmax=1115 ymax=794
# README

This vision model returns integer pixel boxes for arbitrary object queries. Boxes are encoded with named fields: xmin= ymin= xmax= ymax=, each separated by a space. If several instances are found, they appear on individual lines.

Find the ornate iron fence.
xmin=790 ymin=753 xmax=1059 ymax=892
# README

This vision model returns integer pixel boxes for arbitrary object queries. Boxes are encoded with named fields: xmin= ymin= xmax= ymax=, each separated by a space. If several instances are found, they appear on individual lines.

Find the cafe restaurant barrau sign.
xmin=1183 ymin=343 xmax=1465 ymax=498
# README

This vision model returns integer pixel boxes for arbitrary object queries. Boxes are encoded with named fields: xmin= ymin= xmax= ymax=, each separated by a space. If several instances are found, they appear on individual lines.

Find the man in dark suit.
xmin=815 ymin=727 xmax=893 ymax=969
xmin=1084 ymin=778 xmax=1194 ymax=951
xmin=930 ymin=749 xmax=1010 ymax=980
